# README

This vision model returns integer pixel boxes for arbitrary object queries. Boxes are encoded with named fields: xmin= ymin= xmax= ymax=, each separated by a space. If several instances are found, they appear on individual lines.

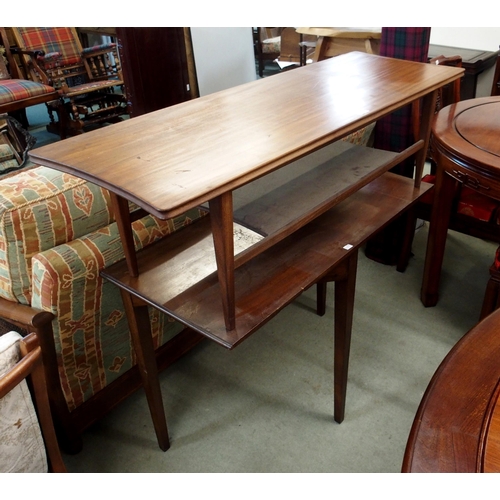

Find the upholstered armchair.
xmin=0 ymin=164 xmax=208 ymax=452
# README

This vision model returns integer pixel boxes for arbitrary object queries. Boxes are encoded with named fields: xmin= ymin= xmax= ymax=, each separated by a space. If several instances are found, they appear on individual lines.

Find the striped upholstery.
xmin=0 ymin=79 xmax=56 ymax=104
xmin=0 ymin=166 xmax=114 ymax=305
xmin=32 ymin=209 xmax=206 ymax=410
xmin=0 ymin=164 xmax=208 ymax=411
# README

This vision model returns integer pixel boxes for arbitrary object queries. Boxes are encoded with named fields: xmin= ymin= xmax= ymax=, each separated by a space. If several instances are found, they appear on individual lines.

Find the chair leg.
xmin=316 ymin=281 xmax=327 ymax=316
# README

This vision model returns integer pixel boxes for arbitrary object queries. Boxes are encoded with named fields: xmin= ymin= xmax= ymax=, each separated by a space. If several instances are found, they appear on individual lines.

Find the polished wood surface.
xmin=403 ymin=307 xmax=500 ymax=473
xmin=30 ymin=52 xmax=462 ymax=326
xmin=102 ymin=173 xmax=431 ymax=349
xmin=421 ymin=97 xmax=500 ymax=308
xmin=30 ymin=53 xmax=461 ymax=450
xmin=116 ymin=28 xmax=196 ymax=117
xmin=103 ymin=173 xmax=432 ymax=437
xmin=30 ymin=52 xmax=462 ymax=219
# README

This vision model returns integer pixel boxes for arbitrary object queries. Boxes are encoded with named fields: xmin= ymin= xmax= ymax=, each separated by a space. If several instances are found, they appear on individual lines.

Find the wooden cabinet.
xmin=115 ymin=28 xmax=198 ymax=117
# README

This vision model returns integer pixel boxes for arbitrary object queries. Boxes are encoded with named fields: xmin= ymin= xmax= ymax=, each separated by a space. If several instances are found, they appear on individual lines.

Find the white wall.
xmin=190 ymin=28 xmax=257 ymax=96
xmin=430 ymin=28 xmax=500 ymax=51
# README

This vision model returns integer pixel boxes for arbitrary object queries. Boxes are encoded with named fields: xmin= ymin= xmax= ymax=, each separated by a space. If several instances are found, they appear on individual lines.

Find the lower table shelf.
xmin=101 ymin=171 xmax=431 ymax=450
xmin=102 ymin=171 xmax=430 ymax=349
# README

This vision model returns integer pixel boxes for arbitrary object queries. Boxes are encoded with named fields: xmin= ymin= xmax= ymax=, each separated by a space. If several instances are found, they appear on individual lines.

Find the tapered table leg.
xmin=209 ymin=193 xmax=235 ymax=331
xmin=333 ymin=250 xmax=358 ymax=423
xmin=120 ymin=290 xmax=170 ymax=451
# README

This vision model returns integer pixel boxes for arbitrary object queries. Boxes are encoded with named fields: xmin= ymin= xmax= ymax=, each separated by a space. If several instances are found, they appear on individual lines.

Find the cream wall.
xmin=430 ymin=27 xmax=500 ymax=97
xmin=190 ymin=28 xmax=257 ymax=96
xmin=430 ymin=28 xmax=499 ymax=51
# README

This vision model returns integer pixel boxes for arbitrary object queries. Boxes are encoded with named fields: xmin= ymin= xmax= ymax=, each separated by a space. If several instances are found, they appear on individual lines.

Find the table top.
xmin=432 ymin=96 xmax=500 ymax=175
xmin=29 ymin=51 xmax=463 ymax=220
xmin=402 ymin=307 xmax=500 ymax=472
xmin=296 ymin=27 xmax=381 ymax=38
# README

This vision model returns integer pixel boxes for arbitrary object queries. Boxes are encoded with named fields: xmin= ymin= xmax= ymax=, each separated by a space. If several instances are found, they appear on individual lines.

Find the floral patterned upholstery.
xmin=0 ymin=165 xmax=207 ymax=428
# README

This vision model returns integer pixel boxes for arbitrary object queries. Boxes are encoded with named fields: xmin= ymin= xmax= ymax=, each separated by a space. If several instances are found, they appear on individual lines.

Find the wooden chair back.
xmin=10 ymin=27 xmax=123 ymax=93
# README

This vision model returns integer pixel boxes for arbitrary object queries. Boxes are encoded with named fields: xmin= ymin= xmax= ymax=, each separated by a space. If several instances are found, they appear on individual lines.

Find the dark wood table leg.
xmin=120 ymin=289 xmax=170 ymax=451
xmin=209 ymin=193 xmax=235 ymax=331
xmin=421 ymin=166 xmax=457 ymax=307
xmin=413 ymin=90 xmax=438 ymax=186
xmin=110 ymin=193 xmax=139 ymax=277
xmin=333 ymin=250 xmax=358 ymax=423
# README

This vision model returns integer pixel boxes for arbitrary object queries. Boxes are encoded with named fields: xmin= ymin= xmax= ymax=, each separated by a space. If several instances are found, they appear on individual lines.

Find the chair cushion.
xmin=420 ymin=174 xmax=500 ymax=223
xmin=262 ymin=37 xmax=281 ymax=53
xmin=0 ymin=165 xmax=114 ymax=304
xmin=0 ymin=331 xmax=47 ymax=473
xmin=0 ymin=79 xmax=56 ymax=105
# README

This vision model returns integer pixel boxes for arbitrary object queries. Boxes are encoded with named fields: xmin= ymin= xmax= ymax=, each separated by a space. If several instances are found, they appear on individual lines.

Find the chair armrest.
xmin=0 ymin=297 xmax=53 ymax=332
xmin=11 ymin=47 xmax=54 ymax=87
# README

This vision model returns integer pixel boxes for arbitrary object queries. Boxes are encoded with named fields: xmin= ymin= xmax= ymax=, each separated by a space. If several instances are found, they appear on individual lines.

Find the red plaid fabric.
xmin=492 ymin=245 xmax=500 ymax=271
xmin=421 ymin=174 xmax=500 ymax=222
xmin=0 ymin=79 xmax=55 ymax=104
xmin=16 ymin=27 xmax=81 ymax=67
xmin=82 ymin=43 xmax=116 ymax=55
xmin=373 ymin=28 xmax=431 ymax=178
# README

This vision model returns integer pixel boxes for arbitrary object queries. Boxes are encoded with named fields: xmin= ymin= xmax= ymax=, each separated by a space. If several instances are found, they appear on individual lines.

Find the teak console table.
xmin=30 ymin=52 xmax=463 ymax=451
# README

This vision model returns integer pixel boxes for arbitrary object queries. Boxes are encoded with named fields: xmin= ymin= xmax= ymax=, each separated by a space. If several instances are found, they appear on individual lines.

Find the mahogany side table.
xmin=421 ymin=96 xmax=500 ymax=308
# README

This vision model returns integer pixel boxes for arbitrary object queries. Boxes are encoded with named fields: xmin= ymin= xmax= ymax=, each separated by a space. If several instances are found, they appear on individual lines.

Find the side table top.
xmin=29 ymin=51 xmax=463 ymax=220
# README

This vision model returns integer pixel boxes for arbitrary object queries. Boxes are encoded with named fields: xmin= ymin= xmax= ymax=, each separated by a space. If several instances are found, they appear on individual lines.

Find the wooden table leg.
xmin=110 ymin=193 xmax=139 ymax=277
xmin=421 ymin=166 xmax=457 ymax=307
xmin=333 ymin=250 xmax=358 ymax=423
xmin=209 ymin=192 xmax=235 ymax=331
xmin=120 ymin=289 xmax=170 ymax=451
xmin=413 ymin=90 xmax=437 ymax=186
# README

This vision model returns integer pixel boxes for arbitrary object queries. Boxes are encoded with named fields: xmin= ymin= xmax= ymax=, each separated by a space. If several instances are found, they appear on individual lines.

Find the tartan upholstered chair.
xmin=0 ymin=28 xmax=59 ymax=123
xmin=9 ymin=27 xmax=128 ymax=138
xmin=0 ymin=28 xmax=58 ymax=173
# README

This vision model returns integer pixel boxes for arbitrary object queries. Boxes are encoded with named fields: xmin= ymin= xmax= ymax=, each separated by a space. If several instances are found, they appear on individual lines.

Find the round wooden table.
xmin=421 ymin=96 xmax=500 ymax=308
xmin=402 ymin=307 xmax=500 ymax=472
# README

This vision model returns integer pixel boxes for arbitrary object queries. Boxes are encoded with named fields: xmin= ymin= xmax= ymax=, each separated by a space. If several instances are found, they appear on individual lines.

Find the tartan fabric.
xmin=0 ymin=79 xmax=55 ymax=104
xmin=374 ymin=27 xmax=431 ymax=178
xmin=421 ymin=174 xmax=500 ymax=223
xmin=16 ymin=27 xmax=81 ymax=67
xmin=82 ymin=43 xmax=116 ymax=55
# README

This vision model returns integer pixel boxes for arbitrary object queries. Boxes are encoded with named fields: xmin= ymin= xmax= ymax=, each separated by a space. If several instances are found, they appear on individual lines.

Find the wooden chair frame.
xmin=0 ymin=305 xmax=66 ymax=472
